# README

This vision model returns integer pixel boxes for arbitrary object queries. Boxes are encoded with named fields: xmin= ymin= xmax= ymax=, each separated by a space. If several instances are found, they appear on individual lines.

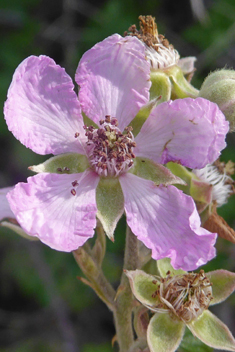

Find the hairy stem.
xmin=73 ymin=235 xmax=116 ymax=311
xmin=114 ymin=225 xmax=139 ymax=352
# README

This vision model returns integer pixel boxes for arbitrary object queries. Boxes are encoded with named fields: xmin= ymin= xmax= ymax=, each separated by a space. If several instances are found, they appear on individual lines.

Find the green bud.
xmin=199 ymin=69 xmax=235 ymax=131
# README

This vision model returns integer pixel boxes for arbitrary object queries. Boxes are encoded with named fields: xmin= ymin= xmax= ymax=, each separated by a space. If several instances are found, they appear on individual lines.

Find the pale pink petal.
xmin=4 ymin=55 xmax=86 ymax=155
xmin=76 ymin=34 xmax=150 ymax=131
xmin=0 ymin=187 xmax=15 ymax=220
xmin=7 ymin=171 xmax=99 ymax=251
xmin=178 ymin=57 xmax=197 ymax=75
xmin=135 ymin=98 xmax=228 ymax=169
xmin=119 ymin=173 xmax=217 ymax=271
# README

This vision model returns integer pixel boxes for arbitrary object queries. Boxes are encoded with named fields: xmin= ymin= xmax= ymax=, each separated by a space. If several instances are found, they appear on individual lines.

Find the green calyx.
xmin=147 ymin=312 xmax=185 ymax=352
xmin=149 ymin=66 xmax=199 ymax=102
xmin=131 ymin=157 xmax=185 ymax=186
xmin=166 ymin=162 xmax=213 ymax=212
xmin=96 ymin=177 xmax=124 ymax=241
xmin=29 ymin=153 xmax=90 ymax=174
xmin=127 ymin=266 xmax=235 ymax=352
xmin=157 ymin=257 xmax=187 ymax=278
xmin=125 ymin=269 xmax=161 ymax=307
xmin=167 ymin=65 xmax=199 ymax=99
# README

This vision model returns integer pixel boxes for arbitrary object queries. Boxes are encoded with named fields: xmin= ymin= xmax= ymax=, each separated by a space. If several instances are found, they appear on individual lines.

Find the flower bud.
xmin=199 ymin=69 xmax=235 ymax=131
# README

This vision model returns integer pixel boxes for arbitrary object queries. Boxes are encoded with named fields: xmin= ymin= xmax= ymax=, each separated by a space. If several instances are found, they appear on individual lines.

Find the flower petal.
xmin=135 ymin=98 xmax=228 ymax=169
xmin=0 ymin=187 xmax=15 ymax=220
xmin=178 ymin=56 xmax=197 ymax=75
xmin=4 ymin=55 xmax=85 ymax=155
xmin=119 ymin=173 xmax=217 ymax=271
xmin=147 ymin=312 xmax=185 ymax=352
xmin=187 ymin=310 xmax=235 ymax=351
xmin=76 ymin=34 xmax=150 ymax=131
xmin=7 ymin=171 xmax=99 ymax=251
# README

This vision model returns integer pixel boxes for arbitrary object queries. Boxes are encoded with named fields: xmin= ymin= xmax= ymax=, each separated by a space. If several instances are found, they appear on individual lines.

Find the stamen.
xmin=154 ymin=270 xmax=213 ymax=323
xmin=193 ymin=161 xmax=235 ymax=207
xmin=85 ymin=116 xmax=136 ymax=177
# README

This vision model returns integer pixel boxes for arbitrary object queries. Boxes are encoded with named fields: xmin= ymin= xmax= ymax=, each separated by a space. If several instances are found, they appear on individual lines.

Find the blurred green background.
xmin=0 ymin=0 xmax=235 ymax=351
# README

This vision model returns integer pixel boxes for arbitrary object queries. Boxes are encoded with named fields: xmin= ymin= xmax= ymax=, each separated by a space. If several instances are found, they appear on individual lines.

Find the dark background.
xmin=0 ymin=0 xmax=235 ymax=351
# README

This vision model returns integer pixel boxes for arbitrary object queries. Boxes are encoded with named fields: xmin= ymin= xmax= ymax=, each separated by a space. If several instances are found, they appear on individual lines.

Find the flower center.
xmin=84 ymin=115 xmax=136 ymax=177
xmin=153 ymin=270 xmax=213 ymax=323
xmin=124 ymin=15 xmax=180 ymax=70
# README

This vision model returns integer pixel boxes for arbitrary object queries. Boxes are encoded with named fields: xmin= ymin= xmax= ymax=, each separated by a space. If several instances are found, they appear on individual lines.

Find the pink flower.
xmin=4 ymin=34 xmax=229 ymax=270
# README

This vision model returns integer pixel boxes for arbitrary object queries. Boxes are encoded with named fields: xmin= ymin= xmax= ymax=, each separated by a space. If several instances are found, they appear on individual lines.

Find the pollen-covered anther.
xmin=85 ymin=117 xmax=136 ymax=177
xmin=156 ymin=270 xmax=213 ymax=323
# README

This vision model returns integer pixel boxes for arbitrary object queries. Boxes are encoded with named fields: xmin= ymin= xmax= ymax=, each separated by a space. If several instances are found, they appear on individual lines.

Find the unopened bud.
xmin=199 ymin=69 xmax=235 ymax=131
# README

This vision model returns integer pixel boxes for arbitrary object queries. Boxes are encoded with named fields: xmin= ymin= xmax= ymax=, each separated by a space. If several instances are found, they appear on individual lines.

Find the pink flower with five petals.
xmin=4 ymin=34 xmax=229 ymax=270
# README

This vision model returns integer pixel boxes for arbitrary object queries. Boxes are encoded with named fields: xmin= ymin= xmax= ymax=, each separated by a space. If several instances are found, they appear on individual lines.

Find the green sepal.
xmin=167 ymin=162 xmax=212 ymax=208
xmin=96 ymin=177 xmax=124 ymax=241
xmin=131 ymin=157 xmax=186 ymax=186
xmin=131 ymin=98 xmax=160 ymax=137
xmin=187 ymin=310 xmax=235 ymax=351
xmin=133 ymin=306 xmax=150 ymax=339
xmin=167 ymin=66 xmax=199 ymax=99
xmin=125 ymin=269 xmax=161 ymax=307
xmin=178 ymin=327 xmax=213 ymax=352
xmin=147 ymin=312 xmax=185 ymax=352
xmin=190 ymin=179 xmax=213 ymax=204
xmin=157 ymin=258 xmax=186 ymax=278
xmin=150 ymin=71 xmax=172 ymax=101
xmin=82 ymin=111 xmax=99 ymax=129
xmin=1 ymin=221 xmax=39 ymax=241
xmin=207 ymin=269 xmax=235 ymax=306
xmin=166 ymin=162 xmax=193 ymax=193
xmin=29 ymin=153 xmax=90 ymax=174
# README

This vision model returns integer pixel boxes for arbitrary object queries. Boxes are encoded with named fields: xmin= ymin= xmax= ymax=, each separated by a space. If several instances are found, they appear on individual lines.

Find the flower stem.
xmin=114 ymin=225 xmax=139 ymax=352
xmin=73 ymin=229 xmax=116 ymax=311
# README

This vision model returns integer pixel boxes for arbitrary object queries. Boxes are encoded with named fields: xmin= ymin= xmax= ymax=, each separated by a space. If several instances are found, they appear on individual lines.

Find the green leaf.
xmin=147 ymin=312 xmax=185 ymax=352
xmin=29 ymin=153 xmax=90 ymax=174
xmin=207 ymin=269 xmax=235 ymax=306
xmin=187 ymin=310 xmax=235 ymax=351
xmin=179 ymin=327 xmax=213 ymax=352
xmin=157 ymin=258 xmax=186 ymax=278
xmin=131 ymin=157 xmax=185 ymax=186
xmin=96 ymin=177 xmax=124 ymax=241
xmin=125 ymin=269 xmax=161 ymax=307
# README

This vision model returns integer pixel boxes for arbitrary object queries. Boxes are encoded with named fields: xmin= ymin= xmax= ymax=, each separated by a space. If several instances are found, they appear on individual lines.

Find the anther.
xmin=71 ymin=189 xmax=76 ymax=196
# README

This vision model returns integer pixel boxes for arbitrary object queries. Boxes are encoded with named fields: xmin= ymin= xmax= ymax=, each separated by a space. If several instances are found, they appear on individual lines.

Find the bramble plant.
xmin=1 ymin=15 xmax=235 ymax=352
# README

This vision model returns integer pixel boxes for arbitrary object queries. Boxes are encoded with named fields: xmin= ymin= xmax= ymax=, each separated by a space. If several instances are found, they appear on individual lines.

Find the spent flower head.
xmin=3 ymin=34 xmax=229 ymax=270
xmin=125 ymin=15 xmax=199 ymax=101
xmin=126 ymin=258 xmax=235 ymax=352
